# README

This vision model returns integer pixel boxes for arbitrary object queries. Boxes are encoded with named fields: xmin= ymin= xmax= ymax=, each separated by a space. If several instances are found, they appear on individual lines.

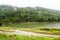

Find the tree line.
xmin=0 ymin=5 xmax=60 ymax=26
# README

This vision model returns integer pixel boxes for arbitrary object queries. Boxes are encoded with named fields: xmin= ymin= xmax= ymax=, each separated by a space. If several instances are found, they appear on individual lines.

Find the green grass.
xmin=0 ymin=22 xmax=60 ymax=40
xmin=0 ymin=27 xmax=60 ymax=35
xmin=0 ymin=33 xmax=60 ymax=40
xmin=18 ymin=28 xmax=60 ymax=35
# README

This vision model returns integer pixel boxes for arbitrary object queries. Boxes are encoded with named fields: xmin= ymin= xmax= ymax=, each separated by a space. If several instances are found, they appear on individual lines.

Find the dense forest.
xmin=0 ymin=5 xmax=60 ymax=26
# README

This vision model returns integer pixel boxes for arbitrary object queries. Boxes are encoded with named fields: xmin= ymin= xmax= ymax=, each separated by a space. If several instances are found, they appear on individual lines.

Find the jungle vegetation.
xmin=0 ymin=5 xmax=60 ymax=26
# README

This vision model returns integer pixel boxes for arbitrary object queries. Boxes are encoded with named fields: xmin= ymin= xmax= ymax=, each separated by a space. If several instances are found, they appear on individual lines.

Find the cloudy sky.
xmin=0 ymin=0 xmax=60 ymax=10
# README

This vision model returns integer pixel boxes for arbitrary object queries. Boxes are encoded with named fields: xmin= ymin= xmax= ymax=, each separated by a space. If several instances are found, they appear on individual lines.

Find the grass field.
xmin=18 ymin=28 xmax=60 ymax=35
xmin=0 ymin=22 xmax=60 ymax=40
xmin=0 ymin=33 xmax=60 ymax=40
xmin=0 ymin=27 xmax=60 ymax=35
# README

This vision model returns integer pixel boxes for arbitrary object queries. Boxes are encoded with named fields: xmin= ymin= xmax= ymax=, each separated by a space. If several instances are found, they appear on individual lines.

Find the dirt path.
xmin=0 ymin=30 xmax=60 ymax=38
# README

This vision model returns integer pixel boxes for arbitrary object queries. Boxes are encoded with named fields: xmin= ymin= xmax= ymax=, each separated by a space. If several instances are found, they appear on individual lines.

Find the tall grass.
xmin=0 ymin=33 xmax=60 ymax=40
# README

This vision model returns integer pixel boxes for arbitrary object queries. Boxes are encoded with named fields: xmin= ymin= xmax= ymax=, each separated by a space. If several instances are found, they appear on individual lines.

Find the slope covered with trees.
xmin=0 ymin=5 xmax=60 ymax=26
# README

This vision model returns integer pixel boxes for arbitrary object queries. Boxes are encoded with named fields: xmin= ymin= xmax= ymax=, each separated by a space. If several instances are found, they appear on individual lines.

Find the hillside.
xmin=0 ymin=5 xmax=60 ymax=26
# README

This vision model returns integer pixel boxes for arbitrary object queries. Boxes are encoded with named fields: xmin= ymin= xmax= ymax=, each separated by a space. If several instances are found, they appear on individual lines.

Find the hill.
xmin=0 ymin=5 xmax=60 ymax=25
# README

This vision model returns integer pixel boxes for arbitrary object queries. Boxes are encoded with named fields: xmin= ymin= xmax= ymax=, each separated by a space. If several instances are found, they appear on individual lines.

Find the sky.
xmin=0 ymin=0 xmax=60 ymax=10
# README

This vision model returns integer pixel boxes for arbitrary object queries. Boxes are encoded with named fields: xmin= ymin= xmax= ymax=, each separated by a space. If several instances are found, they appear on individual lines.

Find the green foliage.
xmin=0 ymin=5 xmax=60 ymax=25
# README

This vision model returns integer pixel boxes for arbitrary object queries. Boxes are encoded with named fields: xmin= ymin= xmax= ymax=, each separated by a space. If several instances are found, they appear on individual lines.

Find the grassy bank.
xmin=18 ymin=28 xmax=60 ymax=35
xmin=0 ymin=27 xmax=60 ymax=35
xmin=0 ymin=33 xmax=60 ymax=40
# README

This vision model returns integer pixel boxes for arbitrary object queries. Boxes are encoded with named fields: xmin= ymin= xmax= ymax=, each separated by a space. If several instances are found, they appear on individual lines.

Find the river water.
xmin=3 ymin=22 xmax=60 ymax=28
